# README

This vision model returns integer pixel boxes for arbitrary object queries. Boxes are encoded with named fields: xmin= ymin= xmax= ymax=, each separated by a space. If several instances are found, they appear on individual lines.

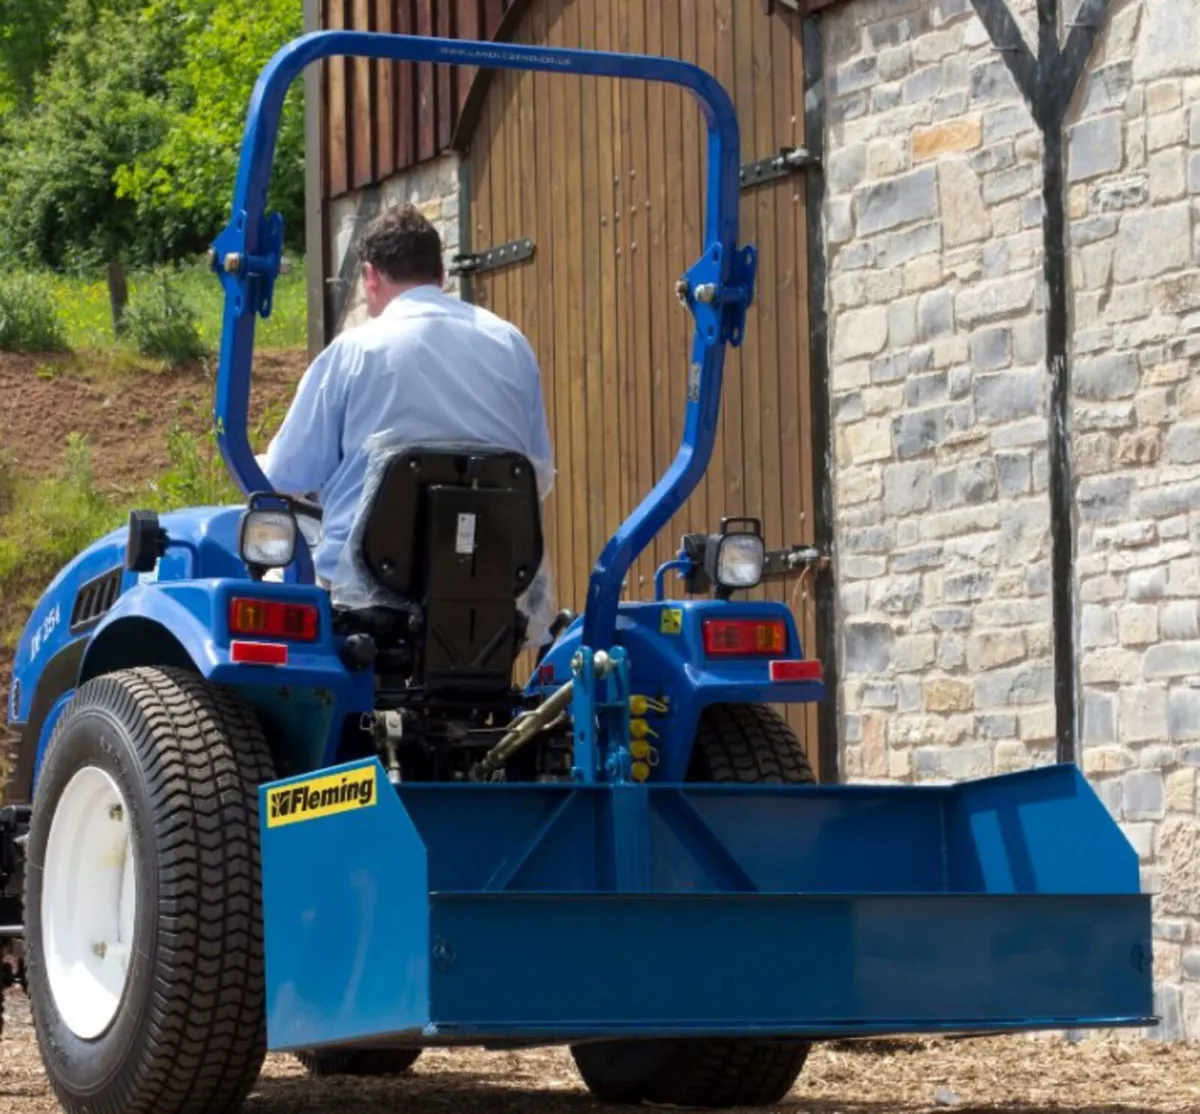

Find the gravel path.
xmin=2 ymin=992 xmax=1197 ymax=1113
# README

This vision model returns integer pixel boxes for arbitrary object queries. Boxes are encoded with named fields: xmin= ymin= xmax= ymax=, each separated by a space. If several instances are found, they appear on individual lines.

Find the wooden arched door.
xmin=459 ymin=0 xmax=820 ymax=768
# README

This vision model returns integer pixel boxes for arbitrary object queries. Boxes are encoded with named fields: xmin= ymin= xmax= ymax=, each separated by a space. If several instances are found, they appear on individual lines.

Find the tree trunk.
xmin=106 ymin=260 xmax=129 ymax=337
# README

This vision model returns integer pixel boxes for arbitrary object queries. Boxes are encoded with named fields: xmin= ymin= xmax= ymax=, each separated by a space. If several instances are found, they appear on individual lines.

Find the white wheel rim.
xmin=42 ymin=766 xmax=138 ymax=1040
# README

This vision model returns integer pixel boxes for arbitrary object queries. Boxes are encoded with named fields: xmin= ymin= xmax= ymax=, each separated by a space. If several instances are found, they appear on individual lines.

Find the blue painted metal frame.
xmin=533 ymin=598 xmax=824 ymax=782
xmin=211 ymin=32 xmax=753 ymax=653
xmin=261 ymin=757 xmax=1153 ymax=1051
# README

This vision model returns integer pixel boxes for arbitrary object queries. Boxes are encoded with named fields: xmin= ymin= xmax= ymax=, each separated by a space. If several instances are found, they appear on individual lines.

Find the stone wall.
xmin=325 ymin=152 xmax=462 ymax=333
xmin=1066 ymin=0 xmax=1200 ymax=1039
xmin=822 ymin=0 xmax=1054 ymax=787
xmin=822 ymin=0 xmax=1200 ymax=1038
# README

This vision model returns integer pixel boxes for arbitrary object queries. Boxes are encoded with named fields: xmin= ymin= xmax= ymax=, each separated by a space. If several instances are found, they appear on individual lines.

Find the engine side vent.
xmin=69 ymin=567 xmax=124 ymax=634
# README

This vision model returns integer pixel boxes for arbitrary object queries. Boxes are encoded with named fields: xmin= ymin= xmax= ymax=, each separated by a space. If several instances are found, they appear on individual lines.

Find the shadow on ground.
xmin=246 ymin=1071 xmax=1171 ymax=1114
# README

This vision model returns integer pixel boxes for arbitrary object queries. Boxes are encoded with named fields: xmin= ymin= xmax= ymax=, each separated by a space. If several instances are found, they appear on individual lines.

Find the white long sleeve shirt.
xmin=261 ymin=285 xmax=555 ymax=583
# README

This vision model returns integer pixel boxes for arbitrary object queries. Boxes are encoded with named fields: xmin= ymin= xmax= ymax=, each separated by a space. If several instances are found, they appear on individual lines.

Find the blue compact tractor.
xmin=1 ymin=33 xmax=1153 ymax=1114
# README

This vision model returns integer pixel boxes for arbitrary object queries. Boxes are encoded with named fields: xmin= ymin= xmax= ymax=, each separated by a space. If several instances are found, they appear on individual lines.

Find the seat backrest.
xmin=356 ymin=445 xmax=544 ymax=695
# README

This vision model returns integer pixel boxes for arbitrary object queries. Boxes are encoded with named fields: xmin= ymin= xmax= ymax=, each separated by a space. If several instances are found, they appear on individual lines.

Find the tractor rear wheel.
xmin=571 ymin=702 xmax=814 ymax=1108
xmin=24 ymin=667 xmax=275 ymax=1114
xmin=295 ymin=1047 xmax=422 ymax=1076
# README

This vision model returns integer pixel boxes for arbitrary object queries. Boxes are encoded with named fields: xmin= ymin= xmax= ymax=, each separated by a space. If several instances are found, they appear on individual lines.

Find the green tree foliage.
xmin=0 ymin=0 xmax=62 ymax=104
xmin=116 ymin=0 xmax=306 ymax=253
xmin=0 ymin=0 xmax=304 ymax=273
xmin=0 ymin=2 xmax=177 ymax=270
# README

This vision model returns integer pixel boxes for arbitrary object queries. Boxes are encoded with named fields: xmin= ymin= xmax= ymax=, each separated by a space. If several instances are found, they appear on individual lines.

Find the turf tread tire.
xmin=571 ymin=703 xmax=813 ymax=1108
xmin=25 ymin=667 xmax=275 ymax=1114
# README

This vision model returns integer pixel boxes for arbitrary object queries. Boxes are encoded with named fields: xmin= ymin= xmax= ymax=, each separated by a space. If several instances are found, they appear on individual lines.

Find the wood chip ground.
xmin=2 ymin=991 xmax=1197 ymax=1113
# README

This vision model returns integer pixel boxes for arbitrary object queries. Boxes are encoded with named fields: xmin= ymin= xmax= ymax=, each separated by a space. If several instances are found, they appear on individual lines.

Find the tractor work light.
xmin=702 ymin=517 xmax=766 ymax=594
xmin=239 ymin=509 xmax=297 ymax=570
xmin=713 ymin=533 xmax=765 ymax=589
xmin=229 ymin=598 xmax=319 ymax=642
xmin=702 ymin=618 xmax=787 ymax=656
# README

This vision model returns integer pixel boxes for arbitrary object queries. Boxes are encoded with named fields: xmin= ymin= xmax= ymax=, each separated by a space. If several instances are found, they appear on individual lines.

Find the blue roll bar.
xmin=211 ymin=33 xmax=754 ymax=651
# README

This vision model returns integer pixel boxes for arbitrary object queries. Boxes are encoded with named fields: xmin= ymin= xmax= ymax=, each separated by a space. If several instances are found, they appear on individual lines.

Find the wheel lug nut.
xmin=108 ymin=804 xmax=123 ymax=822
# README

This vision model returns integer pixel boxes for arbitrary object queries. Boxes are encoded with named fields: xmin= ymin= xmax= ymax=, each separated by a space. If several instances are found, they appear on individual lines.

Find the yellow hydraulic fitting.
xmin=630 ymin=738 xmax=654 ymax=761
xmin=631 ymin=760 xmax=651 ymax=782
xmin=630 ymin=718 xmax=658 ymax=739
xmin=630 ymin=694 xmax=670 ymax=716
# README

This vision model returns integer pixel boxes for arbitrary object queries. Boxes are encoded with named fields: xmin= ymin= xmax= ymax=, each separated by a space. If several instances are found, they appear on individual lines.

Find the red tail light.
xmin=230 ymin=641 xmax=289 ymax=666
xmin=702 ymin=618 xmax=787 ymax=656
xmin=769 ymin=659 xmax=824 ymax=682
xmin=229 ymin=598 xmax=319 ymax=642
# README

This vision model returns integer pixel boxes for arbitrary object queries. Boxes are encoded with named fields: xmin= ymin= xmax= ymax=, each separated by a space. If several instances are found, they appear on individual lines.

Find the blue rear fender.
xmin=531 ymin=599 xmax=825 ymax=782
xmin=77 ymin=580 xmax=374 ymax=777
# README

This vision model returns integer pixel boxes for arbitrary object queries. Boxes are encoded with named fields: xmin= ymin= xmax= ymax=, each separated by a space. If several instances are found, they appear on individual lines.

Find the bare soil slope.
xmin=0 ymin=350 xmax=305 ymax=491
xmin=0 ymin=348 xmax=306 ymax=720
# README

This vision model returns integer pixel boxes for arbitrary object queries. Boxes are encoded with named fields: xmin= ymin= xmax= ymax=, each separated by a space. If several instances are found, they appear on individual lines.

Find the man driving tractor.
xmin=259 ymin=203 xmax=556 ymax=590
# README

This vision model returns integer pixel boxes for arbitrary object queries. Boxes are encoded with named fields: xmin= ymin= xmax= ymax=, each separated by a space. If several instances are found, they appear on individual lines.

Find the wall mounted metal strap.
xmin=450 ymin=237 xmax=535 ymax=277
xmin=740 ymin=146 xmax=818 ymax=191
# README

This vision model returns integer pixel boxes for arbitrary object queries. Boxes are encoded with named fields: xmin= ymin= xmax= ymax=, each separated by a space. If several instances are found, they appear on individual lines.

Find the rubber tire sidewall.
xmin=25 ymin=694 xmax=163 ymax=1096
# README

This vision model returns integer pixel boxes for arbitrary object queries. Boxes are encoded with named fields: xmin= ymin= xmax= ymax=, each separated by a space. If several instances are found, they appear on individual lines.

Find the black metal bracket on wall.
xmin=966 ymin=0 xmax=1114 ymax=766
xmin=449 ymin=237 xmax=536 ymax=278
xmin=740 ymin=146 xmax=819 ymax=191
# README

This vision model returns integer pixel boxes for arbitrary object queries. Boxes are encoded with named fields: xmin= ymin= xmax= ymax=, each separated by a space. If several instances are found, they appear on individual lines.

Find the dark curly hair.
xmin=357 ymin=203 xmax=444 ymax=286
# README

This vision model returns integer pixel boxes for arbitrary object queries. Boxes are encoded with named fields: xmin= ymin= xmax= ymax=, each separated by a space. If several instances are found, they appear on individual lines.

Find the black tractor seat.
xmin=332 ymin=444 xmax=545 ymax=701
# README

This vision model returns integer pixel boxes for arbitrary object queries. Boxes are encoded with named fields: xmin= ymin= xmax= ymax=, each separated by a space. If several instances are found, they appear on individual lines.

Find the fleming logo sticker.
xmin=267 ymin=766 xmax=377 ymax=828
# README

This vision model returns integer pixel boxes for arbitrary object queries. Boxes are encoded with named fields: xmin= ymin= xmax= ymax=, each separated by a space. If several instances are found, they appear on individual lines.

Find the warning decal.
xmin=267 ymin=765 xmax=377 ymax=828
xmin=660 ymin=608 xmax=683 ymax=635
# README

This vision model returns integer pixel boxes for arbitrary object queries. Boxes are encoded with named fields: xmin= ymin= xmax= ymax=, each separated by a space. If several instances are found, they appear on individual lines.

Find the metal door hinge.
xmin=450 ymin=237 xmax=535 ymax=277
xmin=740 ymin=146 xmax=818 ymax=191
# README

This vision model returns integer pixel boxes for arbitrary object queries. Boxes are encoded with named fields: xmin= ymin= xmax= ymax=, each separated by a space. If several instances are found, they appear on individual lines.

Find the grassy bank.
xmin=5 ymin=256 xmax=307 ymax=356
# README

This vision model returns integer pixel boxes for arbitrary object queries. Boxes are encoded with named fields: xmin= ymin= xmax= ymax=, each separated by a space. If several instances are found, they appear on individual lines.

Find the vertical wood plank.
xmin=560 ymin=0 xmax=589 ymax=605
xmin=417 ymin=0 xmax=436 ymax=161
xmin=455 ymin=0 xmax=481 ymax=118
xmin=484 ymin=0 xmax=505 ymax=37
xmin=773 ymin=14 xmax=803 ymax=576
xmin=528 ymin=0 xmax=562 ymax=618
xmin=471 ymin=93 xmax=494 ymax=311
xmin=611 ymin=2 xmax=633 ymax=602
xmin=595 ymin=0 xmax=621 ymax=565
xmin=327 ymin=0 xmax=349 ymax=197
xmin=715 ymin=0 xmax=743 ymax=540
xmin=487 ymin=68 xmax=510 ymax=323
xmin=695 ymin=0 xmax=724 ymax=544
xmin=436 ymin=0 xmax=454 ymax=150
xmin=578 ymin=0 xmax=604 ymax=573
xmin=396 ymin=0 xmax=416 ymax=168
xmin=678 ymin=0 xmax=707 ymax=540
xmin=733 ymin=0 xmax=764 ymax=573
xmin=625 ymin=0 xmax=651 ymax=599
xmin=515 ymin=15 xmax=545 ymax=593
xmin=644 ymin=0 xmax=669 ymax=578
xmin=375 ymin=0 xmax=395 ymax=182
xmin=351 ymin=0 xmax=374 ymax=188
xmin=546 ymin=0 xmax=575 ymax=611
